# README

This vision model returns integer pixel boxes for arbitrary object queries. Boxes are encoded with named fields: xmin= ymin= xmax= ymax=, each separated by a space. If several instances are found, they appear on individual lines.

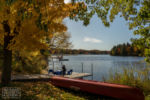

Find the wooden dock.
xmin=11 ymin=74 xmax=52 ymax=82
xmin=64 ymin=72 xmax=91 ymax=78
xmin=11 ymin=72 xmax=92 ymax=82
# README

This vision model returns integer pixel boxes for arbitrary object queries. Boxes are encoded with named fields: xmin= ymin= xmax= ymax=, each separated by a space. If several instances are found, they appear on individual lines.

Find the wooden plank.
xmin=11 ymin=72 xmax=92 ymax=82
xmin=64 ymin=72 xmax=91 ymax=78
xmin=11 ymin=74 xmax=52 ymax=82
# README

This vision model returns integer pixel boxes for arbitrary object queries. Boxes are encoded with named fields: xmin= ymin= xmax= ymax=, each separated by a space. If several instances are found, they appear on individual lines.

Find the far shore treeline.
xmin=110 ymin=43 xmax=144 ymax=56
xmin=42 ymin=49 xmax=110 ymax=55
xmin=1 ymin=44 xmax=143 ymax=56
xmin=40 ymin=43 xmax=143 ymax=56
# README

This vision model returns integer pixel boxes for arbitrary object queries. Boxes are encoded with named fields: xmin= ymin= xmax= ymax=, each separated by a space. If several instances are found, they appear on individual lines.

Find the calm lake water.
xmin=49 ymin=55 xmax=148 ymax=81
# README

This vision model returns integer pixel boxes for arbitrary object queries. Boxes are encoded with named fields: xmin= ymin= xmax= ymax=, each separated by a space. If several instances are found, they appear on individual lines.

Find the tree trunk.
xmin=1 ymin=21 xmax=13 ymax=85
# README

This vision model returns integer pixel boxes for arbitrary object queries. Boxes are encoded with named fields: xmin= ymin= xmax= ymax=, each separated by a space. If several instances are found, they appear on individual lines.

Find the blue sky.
xmin=63 ymin=14 xmax=135 ymax=51
xmin=63 ymin=0 xmax=135 ymax=51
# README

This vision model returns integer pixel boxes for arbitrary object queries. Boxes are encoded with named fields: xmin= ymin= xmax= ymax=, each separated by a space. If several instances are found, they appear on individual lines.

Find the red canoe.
xmin=50 ymin=76 xmax=144 ymax=100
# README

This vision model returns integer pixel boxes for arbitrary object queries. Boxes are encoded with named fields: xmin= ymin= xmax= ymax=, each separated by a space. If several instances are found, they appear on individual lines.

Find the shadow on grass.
xmin=57 ymin=87 xmax=119 ymax=100
xmin=0 ymin=82 xmax=119 ymax=100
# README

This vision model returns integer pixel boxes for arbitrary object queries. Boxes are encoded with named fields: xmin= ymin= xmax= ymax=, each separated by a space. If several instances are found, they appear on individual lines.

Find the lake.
xmin=49 ymin=55 xmax=148 ymax=81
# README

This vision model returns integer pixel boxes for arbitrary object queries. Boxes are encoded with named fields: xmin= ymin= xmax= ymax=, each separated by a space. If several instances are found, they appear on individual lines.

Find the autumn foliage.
xmin=0 ymin=0 xmax=81 ymax=84
xmin=110 ymin=43 xmax=143 ymax=56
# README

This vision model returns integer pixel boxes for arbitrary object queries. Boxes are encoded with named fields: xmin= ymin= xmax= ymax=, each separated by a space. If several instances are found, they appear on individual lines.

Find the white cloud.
xmin=83 ymin=37 xmax=103 ymax=43
xmin=64 ymin=0 xmax=71 ymax=4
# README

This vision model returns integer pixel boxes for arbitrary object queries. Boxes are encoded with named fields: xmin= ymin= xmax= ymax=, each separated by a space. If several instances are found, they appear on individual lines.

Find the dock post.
xmin=82 ymin=63 xmax=83 ymax=73
xmin=52 ymin=58 xmax=54 ymax=71
xmin=91 ymin=63 xmax=93 ymax=80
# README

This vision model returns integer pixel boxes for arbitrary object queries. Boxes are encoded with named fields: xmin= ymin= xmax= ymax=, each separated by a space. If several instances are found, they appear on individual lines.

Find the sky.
xmin=64 ymin=0 xmax=135 ymax=51
xmin=64 ymin=0 xmax=71 ymax=4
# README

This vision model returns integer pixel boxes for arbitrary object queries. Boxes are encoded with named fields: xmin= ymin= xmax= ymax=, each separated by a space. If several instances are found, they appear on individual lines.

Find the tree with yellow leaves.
xmin=0 ymin=0 xmax=79 ymax=85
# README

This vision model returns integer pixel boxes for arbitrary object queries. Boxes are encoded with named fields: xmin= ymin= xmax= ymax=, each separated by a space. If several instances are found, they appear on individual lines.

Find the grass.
xmin=106 ymin=64 xmax=150 ymax=100
xmin=0 ymin=82 xmax=117 ymax=100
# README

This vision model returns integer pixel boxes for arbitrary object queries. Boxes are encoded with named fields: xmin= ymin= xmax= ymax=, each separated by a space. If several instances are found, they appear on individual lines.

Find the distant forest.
xmin=110 ymin=43 xmax=144 ymax=56
xmin=47 ymin=49 xmax=110 ymax=55
xmin=1 ymin=44 xmax=143 ymax=56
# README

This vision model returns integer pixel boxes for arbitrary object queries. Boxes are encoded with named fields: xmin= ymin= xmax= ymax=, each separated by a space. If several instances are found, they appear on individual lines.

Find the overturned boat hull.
xmin=50 ymin=76 xmax=144 ymax=100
